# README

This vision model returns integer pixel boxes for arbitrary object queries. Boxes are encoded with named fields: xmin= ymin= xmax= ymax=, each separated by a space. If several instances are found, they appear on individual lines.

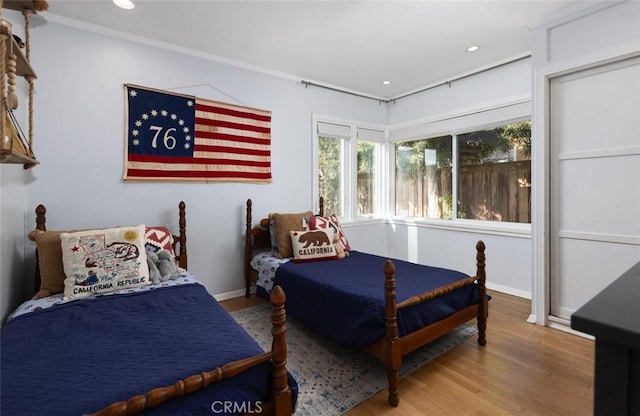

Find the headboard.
xmin=32 ymin=201 xmax=188 ymax=294
xmin=243 ymin=197 xmax=324 ymax=297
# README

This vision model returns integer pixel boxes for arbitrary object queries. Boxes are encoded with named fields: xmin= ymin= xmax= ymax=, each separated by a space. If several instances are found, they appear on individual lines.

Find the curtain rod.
xmin=301 ymin=53 xmax=532 ymax=104
xmin=301 ymin=80 xmax=386 ymax=104
xmin=389 ymin=53 xmax=532 ymax=103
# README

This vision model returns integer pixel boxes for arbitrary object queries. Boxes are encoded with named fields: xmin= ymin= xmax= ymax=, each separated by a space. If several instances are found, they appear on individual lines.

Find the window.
xmin=457 ymin=121 xmax=531 ymax=223
xmin=357 ymin=141 xmax=376 ymax=215
xmin=356 ymin=128 xmax=384 ymax=217
xmin=395 ymin=135 xmax=452 ymax=218
xmin=394 ymin=120 xmax=531 ymax=223
xmin=317 ymin=122 xmax=350 ymax=217
xmin=315 ymin=119 xmax=385 ymax=220
xmin=314 ymin=101 xmax=530 ymax=225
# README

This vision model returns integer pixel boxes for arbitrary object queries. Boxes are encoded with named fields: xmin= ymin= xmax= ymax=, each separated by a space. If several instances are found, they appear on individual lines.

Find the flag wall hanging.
xmin=123 ymin=84 xmax=272 ymax=183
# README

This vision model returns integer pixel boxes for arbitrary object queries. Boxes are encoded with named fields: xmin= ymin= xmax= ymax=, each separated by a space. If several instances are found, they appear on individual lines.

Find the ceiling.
xmin=40 ymin=0 xmax=594 ymax=99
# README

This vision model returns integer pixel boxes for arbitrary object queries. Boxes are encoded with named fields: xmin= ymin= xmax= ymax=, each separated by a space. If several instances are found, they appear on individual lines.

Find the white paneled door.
xmin=549 ymin=56 xmax=640 ymax=321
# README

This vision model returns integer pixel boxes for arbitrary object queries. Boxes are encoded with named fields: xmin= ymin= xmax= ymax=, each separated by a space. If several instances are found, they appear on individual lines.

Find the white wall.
xmin=16 ymin=18 xmax=385 ymax=306
xmin=387 ymin=57 xmax=531 ymax=124
xmin=1 ymin=166 xmax=30 ymax=321
xmin=1 ymin=10 xmax=36 ymax=321
xmin=387 ymin=222 xmax=531 ymax=297
xmin=385 ymin=58 xmax=533 ymax=298
xmin=342 ymin=220 xmax=388 ymax=257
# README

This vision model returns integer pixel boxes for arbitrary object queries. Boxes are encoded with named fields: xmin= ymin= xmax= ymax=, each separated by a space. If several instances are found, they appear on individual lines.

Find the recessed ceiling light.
xmin=382 ymin=80 xmax=392 ymax=85
xmin=113 ymin=0 xmax=135 ymax=10
xmin=466 ymin=45 xmax=479 ymax=52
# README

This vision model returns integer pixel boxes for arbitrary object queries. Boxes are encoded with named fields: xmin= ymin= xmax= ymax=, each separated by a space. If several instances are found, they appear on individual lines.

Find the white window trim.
xmin=387 ymin=96 xmax=531 ymax=142
xmin=313 ymin=98 xmax=531 ymax=229
xmin=388 ymin=98 xmax=531 ymax=226
xmin=388 ymin=216 xmax=531 ymax=239
xmin=312 ymin=114 xmax=387 ymax=221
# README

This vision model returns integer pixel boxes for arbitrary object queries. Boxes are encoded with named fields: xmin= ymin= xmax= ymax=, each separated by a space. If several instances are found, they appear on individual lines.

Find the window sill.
xmin=341 ymin=217 xmax=388 ymax=228
xmin=389 ymin=217 xmax=531 ymax=238
xmin=341 ymin=216 xmax=531 ymax=239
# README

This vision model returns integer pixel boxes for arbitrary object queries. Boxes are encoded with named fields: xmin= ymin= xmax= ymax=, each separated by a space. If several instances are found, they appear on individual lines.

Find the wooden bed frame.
xmin=244 ymin=197 xmax=488 ymax=406
xmin=31 ymin=202 xmax=293 ymax=416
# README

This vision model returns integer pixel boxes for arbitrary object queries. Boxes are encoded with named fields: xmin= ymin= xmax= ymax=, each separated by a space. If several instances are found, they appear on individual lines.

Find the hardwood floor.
xmin=220 ymin=291 xmax=595 ymax=416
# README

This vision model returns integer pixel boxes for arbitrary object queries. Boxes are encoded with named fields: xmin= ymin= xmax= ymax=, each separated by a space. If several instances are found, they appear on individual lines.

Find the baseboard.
xmin=214 ymin=288 xmax=247 ymax=301
xmin=486 ymin=282 xmax=531 ymax=300
xmin=547 ymin=316 xmax=594 ymax=340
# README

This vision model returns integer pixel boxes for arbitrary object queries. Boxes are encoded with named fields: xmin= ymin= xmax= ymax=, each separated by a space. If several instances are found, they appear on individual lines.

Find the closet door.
xmin=549 ymin=56 xmax=640 ymax=322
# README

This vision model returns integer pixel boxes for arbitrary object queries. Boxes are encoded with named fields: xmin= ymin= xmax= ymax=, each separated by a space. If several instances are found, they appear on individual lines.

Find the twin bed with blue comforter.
xmin=244 ymin=198 xmax=489 ymax=407
xmin=1 ymin=202 xmax=296 ymax=416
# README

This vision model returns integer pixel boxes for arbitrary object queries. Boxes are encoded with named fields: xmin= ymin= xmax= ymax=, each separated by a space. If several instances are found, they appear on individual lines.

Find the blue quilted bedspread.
xmin=1 ymin=283 xmax=297 ymax=416
xmin=272 ymin=251 xmax=479 ymax=349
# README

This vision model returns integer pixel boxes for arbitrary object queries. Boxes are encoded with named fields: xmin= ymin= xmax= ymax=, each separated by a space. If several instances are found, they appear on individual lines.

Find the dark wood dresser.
xmin=571 ymin=261 xmax=640 ymax=416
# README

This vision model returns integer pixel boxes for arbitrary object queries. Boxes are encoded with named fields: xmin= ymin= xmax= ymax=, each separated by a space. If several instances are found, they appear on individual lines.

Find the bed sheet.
xmin=250 ymin=251 xmax=290 ymax=293
xmin=266 ymin=250 xmax=479 ymax=349
xmin=1 ymin=278 xmax=297 ymax=416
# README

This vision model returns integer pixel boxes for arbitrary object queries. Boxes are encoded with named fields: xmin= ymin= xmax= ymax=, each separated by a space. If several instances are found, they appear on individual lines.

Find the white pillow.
xmin=60 ymin=224 xmax=150 ymax=299
xmin=290 ymin=229 xmax=338 ymax=263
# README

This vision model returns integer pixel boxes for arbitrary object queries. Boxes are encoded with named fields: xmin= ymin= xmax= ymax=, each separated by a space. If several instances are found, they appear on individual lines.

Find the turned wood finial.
xmin=383 ymin=260 xmax=398 ymax=341
xmin=176 ymin=201 xmax=187 ymax=269
xmin=475 ymin=240 xmax=486 ymax=284
xmin=244 ymin=199 xmax=253 ymax=297
xmin=475 ymin=240 xmax=488 ymax=346
xmin=35 ymin=204 xmax=47 ymax=231
xmin=245 ymin=199 xmax=253 ymax=244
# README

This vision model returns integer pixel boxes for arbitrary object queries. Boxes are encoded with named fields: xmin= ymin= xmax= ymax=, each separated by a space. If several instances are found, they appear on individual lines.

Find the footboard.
xmin=87 ymin=286 xmax=292 ymax=416
xmin=366 ymin=241 xmax=488 ymax=407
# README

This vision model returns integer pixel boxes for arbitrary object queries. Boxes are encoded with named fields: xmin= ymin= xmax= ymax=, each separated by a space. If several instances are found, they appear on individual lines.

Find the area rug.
xmin=230 ymin=303 xmax=477 ymax=415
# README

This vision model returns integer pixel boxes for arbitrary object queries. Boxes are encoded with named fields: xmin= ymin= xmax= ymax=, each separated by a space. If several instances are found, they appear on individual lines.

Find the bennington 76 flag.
xmin=124 ymin=84 xmax=272 ymax=183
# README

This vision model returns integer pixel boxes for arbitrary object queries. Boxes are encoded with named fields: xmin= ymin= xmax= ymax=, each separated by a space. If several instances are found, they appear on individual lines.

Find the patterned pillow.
xmin=59 ymin=225 xmax=151 ymax=300
xmin=145 ymin=226 xmax=175 ymax=257
xmin=270 ymin=211 xmax=313 ymax=258
xmin=290 ymin=229 xmax=338 ymax=263
xmin=305 ymin=215 xmax=351 ymax=252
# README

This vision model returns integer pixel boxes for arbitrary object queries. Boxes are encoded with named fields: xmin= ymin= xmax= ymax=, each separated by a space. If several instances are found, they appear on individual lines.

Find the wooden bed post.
xmin=34 ymin=204 xmax=46 ymax=293
xmin=476 ymin=240 xmax=488 ymax=346
xmin=245 ymin=199 xmax=253 ymax=298
xmin=35 ymin=204 xmax=46 ymax=231
xmin=176 ymin=201 xmax=187 ymax=270
xmin=383 ymin=259 xmax=401 ymax=407
xmin=318 ymin=196 xmax=324 ymax=216
xmin=269 ymin=285 xmax=292 ymax=415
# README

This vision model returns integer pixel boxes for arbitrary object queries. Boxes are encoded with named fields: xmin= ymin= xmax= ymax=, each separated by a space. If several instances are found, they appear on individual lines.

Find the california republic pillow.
xmin=59 ymin=224 xmax=150 ymax=300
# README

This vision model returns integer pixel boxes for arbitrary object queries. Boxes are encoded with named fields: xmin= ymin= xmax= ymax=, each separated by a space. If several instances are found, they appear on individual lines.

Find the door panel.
xmin=549 ymin=56 xmax=640 ymax=320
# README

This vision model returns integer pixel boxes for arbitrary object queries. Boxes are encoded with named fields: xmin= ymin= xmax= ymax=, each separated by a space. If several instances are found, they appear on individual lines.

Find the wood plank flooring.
xmin=220 ymin=291 xmax=594 ymax=416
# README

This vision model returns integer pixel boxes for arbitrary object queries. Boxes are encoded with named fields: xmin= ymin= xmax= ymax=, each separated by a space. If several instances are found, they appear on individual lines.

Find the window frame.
xmin=388 ymin=99 xmax=532 ymax=233
xmin=313 ymin=114 xmax=387 ymax=222
xmin=312 ymin=99 xmax=532 ymax=236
